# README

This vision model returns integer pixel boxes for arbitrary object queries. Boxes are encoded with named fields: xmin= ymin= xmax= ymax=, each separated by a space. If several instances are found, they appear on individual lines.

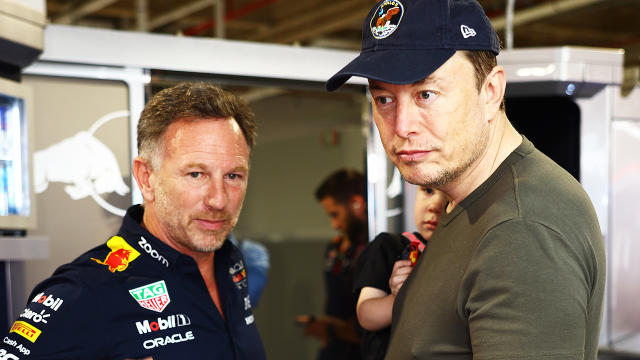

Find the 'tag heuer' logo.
xmin=129 ymin=280 xmax=171 ymax=313
xmin=91 ymin=236 xmax=141 ymax=272
xmin=10 ymin=321 xmax=41 ymax=343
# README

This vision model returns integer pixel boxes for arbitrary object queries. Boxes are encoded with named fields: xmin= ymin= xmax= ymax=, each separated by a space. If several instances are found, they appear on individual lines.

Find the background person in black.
xmin=353 ymin=186 xmax=446 ymax=360
xmin=296 ymin=168 xmax=367 ymax=360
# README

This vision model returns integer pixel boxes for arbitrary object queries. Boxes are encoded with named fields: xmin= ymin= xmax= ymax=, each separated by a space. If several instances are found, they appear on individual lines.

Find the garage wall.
xmin=21 ymin=75 xmax=131 ymax=308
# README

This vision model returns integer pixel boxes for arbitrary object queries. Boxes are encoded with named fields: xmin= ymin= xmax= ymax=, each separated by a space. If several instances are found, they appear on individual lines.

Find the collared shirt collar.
xmin=118 ymin=205 xmax=235 ymax=270
xmin=118 ymin=205 xmax=182 ymax=269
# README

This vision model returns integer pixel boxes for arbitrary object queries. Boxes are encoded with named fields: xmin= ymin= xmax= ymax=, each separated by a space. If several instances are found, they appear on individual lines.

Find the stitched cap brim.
xmin=326 ymin=48 xmax=457 ymax=91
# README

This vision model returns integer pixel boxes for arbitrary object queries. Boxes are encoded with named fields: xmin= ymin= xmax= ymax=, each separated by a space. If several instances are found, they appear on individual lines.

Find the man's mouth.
xmin=395 ymin=149 xmax=431 ymax=162
xmin=194 ymin=218 xmax=227 ymax=231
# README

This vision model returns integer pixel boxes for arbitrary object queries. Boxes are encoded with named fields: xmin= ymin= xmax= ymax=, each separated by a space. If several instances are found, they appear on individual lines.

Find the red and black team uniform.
xmin=1 ymin=205 xmax=265 ymax=360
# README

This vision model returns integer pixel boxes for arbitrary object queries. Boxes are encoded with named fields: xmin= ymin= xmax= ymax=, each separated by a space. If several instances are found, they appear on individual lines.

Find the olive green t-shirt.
xmin=385 ymin=137 xmax=605 ymax=359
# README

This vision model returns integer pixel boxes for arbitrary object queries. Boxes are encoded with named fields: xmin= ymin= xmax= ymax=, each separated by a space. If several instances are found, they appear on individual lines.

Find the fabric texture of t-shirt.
xmin=385 ymin=136 xmax=606 ymax=360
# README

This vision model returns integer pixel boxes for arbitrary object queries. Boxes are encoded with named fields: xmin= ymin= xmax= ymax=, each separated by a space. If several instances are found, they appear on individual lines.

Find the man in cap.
xmin=1 ymin=82 xmax=265 ymax=360
xmin=326 ymin=0 xmax=605 ymax=359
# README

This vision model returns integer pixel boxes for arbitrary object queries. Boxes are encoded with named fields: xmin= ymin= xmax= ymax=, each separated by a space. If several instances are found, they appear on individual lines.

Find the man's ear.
xmin=132 ymin=157 xmax=155 ymax=203
xmin=482 ymin=65 xmax=506 ymax=121
xmin=349 ymin=195 xmax=366 ymax=217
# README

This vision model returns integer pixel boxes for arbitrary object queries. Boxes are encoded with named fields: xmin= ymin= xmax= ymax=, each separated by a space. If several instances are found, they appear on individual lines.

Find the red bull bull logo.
xmin=91 ymin=236 xmax=140 ymax=272
xmin=232 ymin=269 xmax=246 ymax=283
xmin=229 ymin=261 xmax=248 ymax=289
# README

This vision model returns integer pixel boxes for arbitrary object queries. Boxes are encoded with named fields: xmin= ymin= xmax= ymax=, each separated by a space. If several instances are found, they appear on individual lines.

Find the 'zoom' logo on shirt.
xmin=135 ymin=314 xmax=191 ymax=334
xmin=138 ymin=237 xmax=169 ymax=267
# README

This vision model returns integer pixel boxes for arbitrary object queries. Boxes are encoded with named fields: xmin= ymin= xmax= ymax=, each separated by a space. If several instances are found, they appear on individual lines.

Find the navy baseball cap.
xmin=326 ymin=0 xmax=500 ymax=91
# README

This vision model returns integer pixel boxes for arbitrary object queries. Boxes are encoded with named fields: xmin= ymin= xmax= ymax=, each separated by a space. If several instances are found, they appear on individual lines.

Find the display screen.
xmin=0 ymin=93 xmax=30 ymax=217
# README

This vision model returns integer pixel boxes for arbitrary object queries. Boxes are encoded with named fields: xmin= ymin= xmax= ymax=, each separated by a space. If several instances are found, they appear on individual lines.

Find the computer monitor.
xmin=0 ymin=77 xmax=35 ymax=231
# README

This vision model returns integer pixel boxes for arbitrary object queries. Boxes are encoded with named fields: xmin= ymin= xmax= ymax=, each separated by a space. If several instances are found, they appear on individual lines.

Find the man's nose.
xmin=394 ymin=100 xmax=418 ymax=138
xmin=205 ymin=178 xmax=228 ymax=210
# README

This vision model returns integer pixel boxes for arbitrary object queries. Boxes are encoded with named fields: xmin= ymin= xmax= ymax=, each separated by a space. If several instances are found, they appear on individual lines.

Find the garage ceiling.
xmin=45 ymin=0 xmax=640 ymax=84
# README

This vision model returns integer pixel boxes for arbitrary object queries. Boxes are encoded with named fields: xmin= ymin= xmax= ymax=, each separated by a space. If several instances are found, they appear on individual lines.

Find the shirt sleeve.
xmin=1 ymin=276 xmax=104 ymax=360
xmin=353 ymin=233 xmax=407 ymax=295
xmin=461 ymin=218 xmax=598 ymax=359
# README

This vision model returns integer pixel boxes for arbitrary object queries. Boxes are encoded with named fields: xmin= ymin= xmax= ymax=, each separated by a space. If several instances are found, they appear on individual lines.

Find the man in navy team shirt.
xmin=1 ymin=82 xmax=266 ymax=360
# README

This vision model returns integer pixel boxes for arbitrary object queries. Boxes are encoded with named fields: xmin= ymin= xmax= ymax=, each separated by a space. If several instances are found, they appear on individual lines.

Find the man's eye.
xmin=227 ymin=173 xmax=242 ymax=180
xmin=419 ymin=91 xmax=435 ymax=100
xmin=189 ymin=172 xmax=202 ymax=179
xmin=376 ymin=96 xmax=392 ymax=105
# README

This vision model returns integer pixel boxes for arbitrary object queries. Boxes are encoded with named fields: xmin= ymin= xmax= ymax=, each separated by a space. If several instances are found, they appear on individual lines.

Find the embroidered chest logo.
xmin=91 ymin=236 xmax=141 ymax=272
xmin=370 ymin=0 xmax=404 ymax=39
xmin=229 ymin=260 xmax=248 ymax=289
xmin=129 ymin=280 xmax=171 ymax=313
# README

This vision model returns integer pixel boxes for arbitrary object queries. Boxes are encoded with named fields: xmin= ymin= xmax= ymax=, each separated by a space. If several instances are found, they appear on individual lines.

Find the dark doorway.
xmin=505 ymin=96 xmax=581 ymax=181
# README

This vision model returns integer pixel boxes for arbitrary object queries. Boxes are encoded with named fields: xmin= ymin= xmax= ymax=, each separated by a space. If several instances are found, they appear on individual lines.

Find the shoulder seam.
xmin=510 ymin=164 xmax=522 ymax=218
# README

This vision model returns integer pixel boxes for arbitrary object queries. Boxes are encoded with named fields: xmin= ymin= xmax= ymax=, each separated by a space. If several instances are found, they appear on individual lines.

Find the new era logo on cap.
xmin=326 ymin=0 xmax=501 ymax=92
xmin=460 ymin=25 xmax=476 ymax=38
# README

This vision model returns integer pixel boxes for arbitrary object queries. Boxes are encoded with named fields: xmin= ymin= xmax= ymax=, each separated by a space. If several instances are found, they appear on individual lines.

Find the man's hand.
xmin=295 ymin=314 xmax=360 ymax=346
xmin=389 ymin=260 xmax=413 ymax=296
xmin=296 ymin=315 xmax=329 ymax=346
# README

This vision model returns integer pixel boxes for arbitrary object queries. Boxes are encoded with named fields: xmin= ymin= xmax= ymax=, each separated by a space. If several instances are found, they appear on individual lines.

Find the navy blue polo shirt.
xmin=1 ymin=205 xmax=266 ymax=360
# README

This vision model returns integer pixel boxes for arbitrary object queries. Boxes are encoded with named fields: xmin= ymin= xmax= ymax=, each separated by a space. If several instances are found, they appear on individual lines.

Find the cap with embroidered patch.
xmin=326 ymin=0 xmax=500 ymax=91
